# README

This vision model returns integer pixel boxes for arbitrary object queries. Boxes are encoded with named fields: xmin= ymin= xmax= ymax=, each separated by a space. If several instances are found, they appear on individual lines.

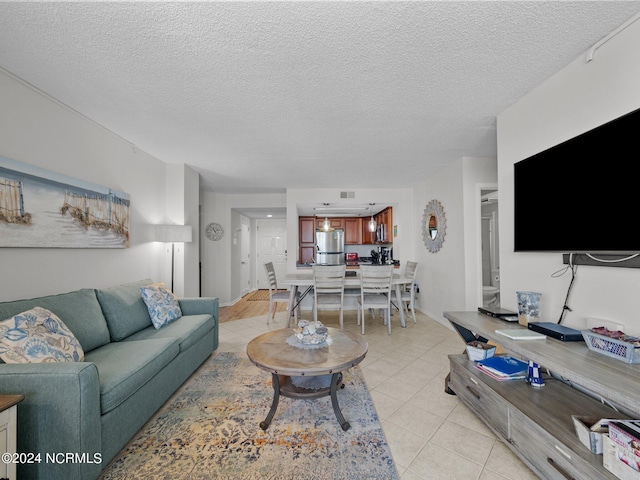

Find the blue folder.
xmin=478 ymin=355 xmax=528 ymax=376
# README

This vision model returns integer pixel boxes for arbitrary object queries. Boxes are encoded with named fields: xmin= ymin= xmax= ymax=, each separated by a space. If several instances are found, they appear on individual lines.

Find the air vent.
xmin=340 ymin=191 xmax=355 ymax=199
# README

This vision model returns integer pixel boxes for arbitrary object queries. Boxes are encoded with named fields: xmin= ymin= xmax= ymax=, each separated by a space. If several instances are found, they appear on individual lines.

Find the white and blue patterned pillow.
xmin=140 ymin=285 xmax=182 ymax=329
xmin=0 ymin=307 xmax=85 ymax=364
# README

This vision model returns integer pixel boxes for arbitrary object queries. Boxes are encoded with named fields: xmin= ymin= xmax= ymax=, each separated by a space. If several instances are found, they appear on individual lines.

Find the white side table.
xmin=0 ymin=395 xmax=24 ymax=480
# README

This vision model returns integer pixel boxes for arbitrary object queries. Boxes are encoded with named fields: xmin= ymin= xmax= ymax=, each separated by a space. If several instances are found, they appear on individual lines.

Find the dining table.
xmin=280 ymin=268 xmax=413 ymax=329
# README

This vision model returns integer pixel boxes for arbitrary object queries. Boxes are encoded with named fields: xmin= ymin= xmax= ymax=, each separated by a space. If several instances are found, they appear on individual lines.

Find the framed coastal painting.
xmin=0 ymin=156 xmax=130 ymax=248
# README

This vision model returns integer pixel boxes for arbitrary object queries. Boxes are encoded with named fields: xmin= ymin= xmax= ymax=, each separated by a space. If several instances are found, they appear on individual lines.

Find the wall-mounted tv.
xmin=514 ymin=106 xmax=640 ymax=254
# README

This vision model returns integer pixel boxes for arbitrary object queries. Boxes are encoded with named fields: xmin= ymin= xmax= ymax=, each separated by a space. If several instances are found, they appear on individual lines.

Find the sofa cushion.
xmin=0 ymin=307 xmax=85 ymax=363
xmin=0 ymin=288 xmax=110 ymax=353
xmin=124 ymin=314 xmax=215 ymax=353
xmin=84 ymin=338 xmax=179 ymax=414
xmin=96 ymin=279 xmax=154 ymax=341
xmin=140 ymin=284 xmax=182 ymax=329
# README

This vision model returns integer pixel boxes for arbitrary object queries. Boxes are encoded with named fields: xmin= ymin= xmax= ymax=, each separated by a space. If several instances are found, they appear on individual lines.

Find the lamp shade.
xmin=154 ymin=224 xmax=192 ymax=243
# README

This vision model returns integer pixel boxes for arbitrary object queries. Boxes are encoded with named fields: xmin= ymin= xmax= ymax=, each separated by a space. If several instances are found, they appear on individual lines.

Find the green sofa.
xmin=0 ymin=279 xmax=219 ymax=480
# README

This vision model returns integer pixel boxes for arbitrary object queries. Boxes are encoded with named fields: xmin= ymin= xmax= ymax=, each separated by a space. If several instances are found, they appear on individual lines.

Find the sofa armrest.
xmin=178 ymin=297 xmax=219 ymax=318
xmin=0 ymin=362 xmax=102 ymax=480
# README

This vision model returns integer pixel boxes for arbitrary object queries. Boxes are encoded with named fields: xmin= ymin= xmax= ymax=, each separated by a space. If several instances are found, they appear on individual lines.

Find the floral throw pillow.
xmin=140 ymin=285 xmax=182 ymax=329
xmin=0 ymin=307 xmax=85 ymax=363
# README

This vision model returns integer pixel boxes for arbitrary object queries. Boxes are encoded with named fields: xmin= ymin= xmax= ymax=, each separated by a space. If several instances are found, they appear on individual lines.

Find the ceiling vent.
xmin=340 ymin=191 xmax=355 ymax=199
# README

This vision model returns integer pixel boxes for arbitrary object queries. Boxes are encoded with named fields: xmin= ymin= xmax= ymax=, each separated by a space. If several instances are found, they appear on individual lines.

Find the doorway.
xmin=256 ymin=219 xmax=287 ymax=289
xmin=480 ymin=189 xmax=500 ymax=307
xmin=240 ymin=216 xmax=251 ymax=297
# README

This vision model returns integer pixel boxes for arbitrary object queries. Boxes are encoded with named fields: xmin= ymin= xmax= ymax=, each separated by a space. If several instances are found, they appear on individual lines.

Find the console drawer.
xmin=448 ymin=355 xmax=509 ymax=438
xmin=510 ymin=408 xmax=617 ymax=480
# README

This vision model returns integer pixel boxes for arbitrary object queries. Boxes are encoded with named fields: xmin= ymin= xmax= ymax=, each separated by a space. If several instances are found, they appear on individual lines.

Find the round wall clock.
xmin=205 ymin=222 xmax=224 ymax=241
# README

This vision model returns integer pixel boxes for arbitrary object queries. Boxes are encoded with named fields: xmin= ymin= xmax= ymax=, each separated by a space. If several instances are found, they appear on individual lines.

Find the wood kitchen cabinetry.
xmin=361 ymin=217 xmax=376 ymax=245
xmin=315 ymin=218 xmax=343 ymax=230
xmin=378 ymin=207 xmax=393 ymax=243
xmin=298 ymin=207 xmax=394 ymax=261
xmin=445 ymin=311 xmax=639 ymax=480
xmin=343 ymin=218 xmax=362 ymax=245
xmin=316 ymin=217 xmax=361 ymax=244
xmin=299 ymin=216 xmax=316 ymax=264
xmin=362 ymin=207 xmax=393 ymax=244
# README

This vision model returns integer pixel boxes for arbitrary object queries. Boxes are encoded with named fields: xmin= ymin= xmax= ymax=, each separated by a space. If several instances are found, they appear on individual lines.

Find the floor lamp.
xmin=154 ymin=225 xmax=193 ymax=292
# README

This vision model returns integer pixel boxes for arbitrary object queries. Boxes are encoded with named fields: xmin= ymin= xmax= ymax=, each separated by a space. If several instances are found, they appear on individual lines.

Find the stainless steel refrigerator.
xmin=315 ymin=229 xmax=345 ymax=265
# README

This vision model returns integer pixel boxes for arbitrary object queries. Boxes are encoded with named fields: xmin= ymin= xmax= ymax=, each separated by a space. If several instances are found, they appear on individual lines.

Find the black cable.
xmin=557 ymin=253 xmax=578 ymax=324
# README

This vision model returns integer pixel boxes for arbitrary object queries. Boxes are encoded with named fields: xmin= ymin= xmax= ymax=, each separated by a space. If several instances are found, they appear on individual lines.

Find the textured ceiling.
xmin=1 ymin=2 xmax=639 ymax=195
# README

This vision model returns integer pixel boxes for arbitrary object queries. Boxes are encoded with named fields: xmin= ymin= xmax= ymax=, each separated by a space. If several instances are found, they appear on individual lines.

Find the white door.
xmin=257 ymin=220 xmax=287 ymax=289
xmin=240 ymin=216 xmax=251 ymax=296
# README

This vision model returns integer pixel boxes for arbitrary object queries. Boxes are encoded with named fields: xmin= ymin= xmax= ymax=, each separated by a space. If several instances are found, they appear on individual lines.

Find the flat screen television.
xmin=514 ymin=106 xmax=640 ymax=254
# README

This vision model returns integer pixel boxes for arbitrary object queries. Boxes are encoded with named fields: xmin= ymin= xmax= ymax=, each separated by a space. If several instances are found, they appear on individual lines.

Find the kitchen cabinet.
xmin=299 ymin=217 xmax=316 ymax=244
xmin=361 ymin=217 xmax=376 ymax=244
xmin=362 ymin=207 xmax=393 ymax=244
xmin=377 ymin=207 xmax=392 ymax=243
xmin=343 ymin=218 xmax=362 ymax=245
xmin=316 ymin=218 xmax=343 ymax=230
xmin=298 ymin=208 xmax=393 ymax=259
xmin=300 ymin=246 xmax=315 ymax=265
xmin=299 ymin=217 xmax=316 ymax=264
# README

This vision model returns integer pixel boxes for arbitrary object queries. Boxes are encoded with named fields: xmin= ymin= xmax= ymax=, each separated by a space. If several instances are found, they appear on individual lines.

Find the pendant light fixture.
xmin=368 ymin=203 xmax=377 ymax=232
xmin=323 ymin=217 xmax=330 ymax=231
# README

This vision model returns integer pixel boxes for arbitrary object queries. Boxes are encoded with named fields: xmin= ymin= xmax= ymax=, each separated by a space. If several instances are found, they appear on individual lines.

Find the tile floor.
xmin=218 ymin=309 xmax=539 ymax=480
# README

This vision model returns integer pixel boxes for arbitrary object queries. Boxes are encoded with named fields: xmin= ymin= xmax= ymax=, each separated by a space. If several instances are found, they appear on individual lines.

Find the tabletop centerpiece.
xmin=286 ymin=319 xmax=331 ymax=349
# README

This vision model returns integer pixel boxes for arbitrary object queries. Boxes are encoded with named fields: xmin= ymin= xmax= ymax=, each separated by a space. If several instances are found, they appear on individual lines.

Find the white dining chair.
xmin=264 ymin=262 xmax=298 ymax=324
xmin=357 ymin=264 xmax=394 ymax=335
xmin=393 ymin=261 xmax=418 ymax=324
xmin=312 ymin=265 xmax=347 ymax=328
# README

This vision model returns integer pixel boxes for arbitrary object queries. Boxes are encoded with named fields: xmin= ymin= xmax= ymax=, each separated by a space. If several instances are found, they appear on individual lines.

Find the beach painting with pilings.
xmin=0 ymin=156 xmax=130 ymax=248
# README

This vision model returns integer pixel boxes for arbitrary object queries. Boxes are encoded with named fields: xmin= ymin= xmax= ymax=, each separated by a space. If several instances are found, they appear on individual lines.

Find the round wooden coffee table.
xmin=246 ymin=327 xmax=368 ymax=431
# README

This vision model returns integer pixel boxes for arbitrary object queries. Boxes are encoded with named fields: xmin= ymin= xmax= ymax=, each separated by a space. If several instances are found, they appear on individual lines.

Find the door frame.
xmin=255 ymin=219 xmax=287 ymax=289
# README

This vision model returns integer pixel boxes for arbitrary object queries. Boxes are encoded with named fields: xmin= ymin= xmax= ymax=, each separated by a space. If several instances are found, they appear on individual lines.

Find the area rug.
xmin=99 ymin=352 xmax=398 ymax=480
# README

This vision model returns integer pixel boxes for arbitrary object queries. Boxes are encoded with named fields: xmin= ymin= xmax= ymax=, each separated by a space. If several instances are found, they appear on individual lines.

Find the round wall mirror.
xmin=422 ymin=200 xmax=446 ymax=252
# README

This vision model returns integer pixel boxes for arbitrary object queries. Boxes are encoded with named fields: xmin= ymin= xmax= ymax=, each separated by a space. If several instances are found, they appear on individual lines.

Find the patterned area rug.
xmin=99 ymin=352 xmax=398 ymax=480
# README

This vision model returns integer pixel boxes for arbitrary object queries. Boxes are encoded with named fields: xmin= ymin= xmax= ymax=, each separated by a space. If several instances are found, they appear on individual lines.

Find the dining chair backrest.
xmin=359 ymin=264 xmax=394 ymax=294
xmin=399 ymin=261 xmax=418 ymax=324
xmin=404 ymin=261 xmax=418 ymax=281
xmin=313 ymin=265 xmax=347 ymax=295
xmin=358 ymin=264 xmax=394 ymax=335
xmin=312 ymin=264 xmax=347 ymax=326
xmin=264 ymin=262 xmax=278 ymax=291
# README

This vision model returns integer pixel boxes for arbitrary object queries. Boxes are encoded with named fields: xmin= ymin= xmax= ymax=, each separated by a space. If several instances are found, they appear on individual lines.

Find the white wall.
xmin=0 ymin=69 xmax=170 ymax=301
xmin=498 ymin=19 xmax=640 ymax=334
xmin=414 ymin=160 xmax=465 ymax=325
xmin=413 ymin=157 xmax=497 ymax=326
xmin=164 ymin=163 xmax=201 ymax=297
xmin=462 ymin=157 xmax=498 ymax=310
xmin=200 ymin=191 xmax=286 ymax=305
